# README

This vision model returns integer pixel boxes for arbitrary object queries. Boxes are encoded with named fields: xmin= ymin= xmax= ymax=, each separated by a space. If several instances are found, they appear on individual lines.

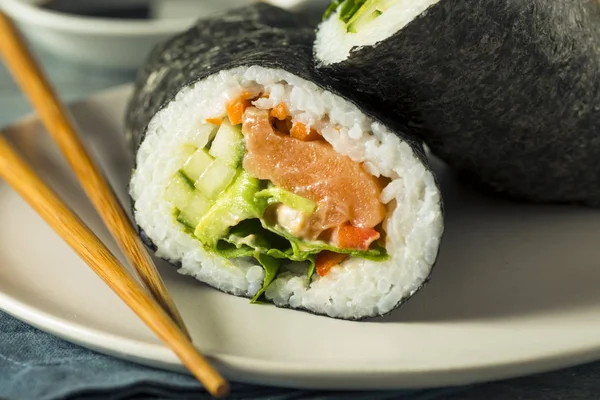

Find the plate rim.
xmin=1 ymin=84 xmax=600 ymax=390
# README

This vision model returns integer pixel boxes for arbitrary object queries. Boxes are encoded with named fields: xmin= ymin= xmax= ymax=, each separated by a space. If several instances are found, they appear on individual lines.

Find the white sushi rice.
xmin=130 ymin=66 xmax=443 ymax=319
xmin=315 ymin=0 xmax=440 ymax=65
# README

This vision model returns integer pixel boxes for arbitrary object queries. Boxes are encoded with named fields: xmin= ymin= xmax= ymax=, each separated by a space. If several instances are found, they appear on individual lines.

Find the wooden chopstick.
xmin=0 ymin=134 xmax=229 ymax=398
xmin=0 ymin=13 xmax=190 ymax=337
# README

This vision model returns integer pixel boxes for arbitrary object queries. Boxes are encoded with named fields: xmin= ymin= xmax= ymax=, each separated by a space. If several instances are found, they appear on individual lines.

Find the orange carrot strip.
xmin=226 ymin=99 xmax=251 ymax=125
xmin=205 ymin=117 xmax=223 ymax=125
xmin=240 ymin=90 xmax=254 ymax=99
xmin=270 ymin=103 xmax=289 ymax=120
xmin=226 ymin=91 xmax=254 ymax=125
xmin=290 ymin=121 xmax=321 ymax=141
xmin=334 ymin=224 xmax=380 ymax=251
xmin=316 ymin=251 xmax=348 ymax=277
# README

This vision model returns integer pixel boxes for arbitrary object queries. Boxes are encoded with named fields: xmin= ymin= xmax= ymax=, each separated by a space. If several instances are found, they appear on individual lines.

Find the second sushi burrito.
xmin=315 ymin=0 xmax=600 ymax=206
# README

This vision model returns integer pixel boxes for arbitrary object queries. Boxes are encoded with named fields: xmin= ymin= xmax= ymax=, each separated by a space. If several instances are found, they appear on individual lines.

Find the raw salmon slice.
xmin=241 ymin=107 xmax=386 ymax=241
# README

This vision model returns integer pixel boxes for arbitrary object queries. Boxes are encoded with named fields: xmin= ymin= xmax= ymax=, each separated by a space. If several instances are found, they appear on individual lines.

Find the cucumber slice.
xmin=255 ymin=187 xmax=316 ymax=214
xmin=180 ymin=144 xmax=197 ymax=160
xmin=194 ymin=159 xmax=237 ymax=200
xmin=194 ymin=171 xmax=264 ymax=246
xmin=164 ymin=172 xmax=195 ymax=210
xmin=348 ymin=9 xmax=382 ymax=33
xmin=339 ymin=0 xmax=395 ymax=26
xmin=340 ymin=0 xmax=367 ymax=23
xmin=182 ymin=149 xmax=214 ymax=182
xmin=177 ymin=193 xmax=211 ymax=228
xmin=375 ymin=0 xmax=396 ymax=11
xmin=209 ymin=119 xmax=244 ymax=167
xmin=191 ymin=123 xmax=219 ymax=149
xmin=176 ymin=212 xmax=195 ymax=229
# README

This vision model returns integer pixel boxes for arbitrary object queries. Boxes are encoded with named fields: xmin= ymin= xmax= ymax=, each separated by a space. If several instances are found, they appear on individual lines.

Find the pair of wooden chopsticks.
xmin=0 ymin=13 xmax=229 ymax=398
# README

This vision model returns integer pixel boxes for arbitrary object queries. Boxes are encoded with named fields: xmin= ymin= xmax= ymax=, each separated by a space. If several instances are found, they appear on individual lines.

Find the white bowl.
xmin=0 ymin=0 xmax=255 ymax=70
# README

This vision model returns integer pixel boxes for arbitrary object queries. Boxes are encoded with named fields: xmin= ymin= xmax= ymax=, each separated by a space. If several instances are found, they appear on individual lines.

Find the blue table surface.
xmin=0 ymin=47 xmax=598 ymax=400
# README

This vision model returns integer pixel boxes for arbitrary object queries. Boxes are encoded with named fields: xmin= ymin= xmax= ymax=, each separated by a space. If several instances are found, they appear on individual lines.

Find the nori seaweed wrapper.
xmin=125 ymin=3 xmax=422 ymax=157
xmin=317 ymin=0 xmax=600 ymax=206
xmin=124 ymin=3 xmax=443 ymax=318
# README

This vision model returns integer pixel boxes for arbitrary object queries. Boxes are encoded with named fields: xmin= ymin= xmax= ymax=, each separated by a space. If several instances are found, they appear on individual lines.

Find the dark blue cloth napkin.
xmin=0 ymin=310 xmax=461 ymax=400
xmin=4 ymin=306 xmax=599 ymax=400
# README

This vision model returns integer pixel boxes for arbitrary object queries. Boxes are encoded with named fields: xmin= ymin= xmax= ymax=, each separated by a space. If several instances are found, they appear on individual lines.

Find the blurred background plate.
xmin=0 ymin=0 xmax=325 ymax=69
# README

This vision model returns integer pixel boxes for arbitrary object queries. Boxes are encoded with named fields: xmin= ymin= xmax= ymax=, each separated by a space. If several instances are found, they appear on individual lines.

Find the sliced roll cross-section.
xmin=126 ymin=4 xmax=443 ymax=320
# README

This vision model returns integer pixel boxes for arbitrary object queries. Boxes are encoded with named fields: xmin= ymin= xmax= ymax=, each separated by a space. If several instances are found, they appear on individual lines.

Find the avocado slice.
xmin=255 ymin=186 xmax=316 ymax=214
xmin=194 ymin=170 xmax=266 ymax=247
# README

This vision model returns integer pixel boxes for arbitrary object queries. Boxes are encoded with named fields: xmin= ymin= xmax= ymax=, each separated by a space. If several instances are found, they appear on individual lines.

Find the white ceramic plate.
xmin=1 ymin=85 xmax=600 ymax=390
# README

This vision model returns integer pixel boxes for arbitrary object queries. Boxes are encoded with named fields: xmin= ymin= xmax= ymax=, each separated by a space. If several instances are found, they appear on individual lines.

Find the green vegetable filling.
xmin=324 ymin=0 xmax=396 ymax=32
xmin=164 ymin=117 xmax=388 ymax=300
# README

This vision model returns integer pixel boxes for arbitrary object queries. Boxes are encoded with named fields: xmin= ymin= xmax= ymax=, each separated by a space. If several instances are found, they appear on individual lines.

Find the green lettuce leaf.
xmin=215 ymin=219 xmax=317 ymax=297
xmin=252 ymin=253 xmax=281 ymax=302
xmin=214 ymin=240 xmax=282 ymax=303
xmin=202 ymin=177 xmax=388 ymax=301
xmin=214 ymin=218 xmax=388 ymax=300
xmin=262 ymin=221 xmax=388 ymax=261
